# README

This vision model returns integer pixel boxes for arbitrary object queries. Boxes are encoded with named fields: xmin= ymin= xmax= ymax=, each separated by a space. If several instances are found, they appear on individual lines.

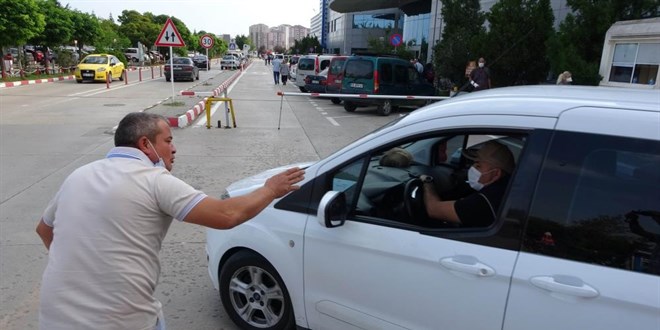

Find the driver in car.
xmin=420 ymin=140 xmax=514 ymax=227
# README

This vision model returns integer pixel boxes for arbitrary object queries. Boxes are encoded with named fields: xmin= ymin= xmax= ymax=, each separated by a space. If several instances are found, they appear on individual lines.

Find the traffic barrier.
xmin=106 ymin=72 xmax=110 ymax=89
xmin=276 ymin=91 xmax=449 ymax=101
xmin=139 ymin=68 xmax=142 ymax=81
xmin=151 ymin=66 xmax=154 ymax=80
xmin=204 ymin=97 xmax=237 ymax=129
xmin=124 ymin=69 xmax=128 ymax=85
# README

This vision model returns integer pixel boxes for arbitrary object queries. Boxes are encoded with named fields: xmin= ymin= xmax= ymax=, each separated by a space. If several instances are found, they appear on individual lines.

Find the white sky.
xmin=63 ymin=0 xmax=319 ymax=37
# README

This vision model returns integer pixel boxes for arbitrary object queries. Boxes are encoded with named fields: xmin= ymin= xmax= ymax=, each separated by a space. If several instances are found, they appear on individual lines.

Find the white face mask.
xmin=567 ymin=77 xmax=573 ymax=82
xmin=147 ymin=139 xmax=166 ymax=168
xmin=467 ymin=166 xmax=495 ymax=191
xmin=478 ymin=62 xmax=485 ymax=68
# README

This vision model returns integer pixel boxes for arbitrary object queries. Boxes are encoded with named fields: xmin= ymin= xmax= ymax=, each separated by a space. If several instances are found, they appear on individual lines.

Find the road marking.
xmin=326 ymin=117 xmax=340 ymax=126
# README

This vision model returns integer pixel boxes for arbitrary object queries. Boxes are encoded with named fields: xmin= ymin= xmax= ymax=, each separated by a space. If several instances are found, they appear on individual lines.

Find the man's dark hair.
xmin=114 ymin=112 xmax=167 ymax=147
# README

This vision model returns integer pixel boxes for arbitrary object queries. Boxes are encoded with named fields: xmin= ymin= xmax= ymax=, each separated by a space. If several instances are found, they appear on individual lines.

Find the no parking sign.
xmin=390 ymin=34 xmax=403 ymax=47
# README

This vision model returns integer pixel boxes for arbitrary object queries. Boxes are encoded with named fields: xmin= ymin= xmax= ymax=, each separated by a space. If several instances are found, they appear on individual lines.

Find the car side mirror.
xmin=317 ymin=191 xmax=348 ymax=228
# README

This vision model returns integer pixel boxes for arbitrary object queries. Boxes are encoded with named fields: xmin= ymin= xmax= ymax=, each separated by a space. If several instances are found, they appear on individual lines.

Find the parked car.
xmin=206 ymin=86 xmax=660 ymax=330
xmin=295 ymin=54 xmax=334 ymax=92
xmin=303 ymin=67 xmax=329 ymax=93
xmin=192 ymin=55 xmax=210 ymax=70
xmin=221 ymin=55 xmax=239 ymax=70
xmin=74 ymin=54 xmax=125 ymax=83
xmin=325 ymin=56 xmax=348 ymax=104
xmin=340 ymin=55 xmax=436 ymax=116
xmin=164 ymin=57 xmax=199 ymax=82
xmin=124 ymin=48 xmax=149 ymax=63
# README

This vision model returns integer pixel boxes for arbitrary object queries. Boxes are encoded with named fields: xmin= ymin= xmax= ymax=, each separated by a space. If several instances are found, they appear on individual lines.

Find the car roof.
xmin=403 ymin=85 xmax=660 ymax=125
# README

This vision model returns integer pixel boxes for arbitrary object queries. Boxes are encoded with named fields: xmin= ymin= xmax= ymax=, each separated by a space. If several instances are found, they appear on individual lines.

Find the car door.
xmin=503 ymin=113 xmax=660 ymax=330
xmin=302 ymin=115 xmax=558 ymax=330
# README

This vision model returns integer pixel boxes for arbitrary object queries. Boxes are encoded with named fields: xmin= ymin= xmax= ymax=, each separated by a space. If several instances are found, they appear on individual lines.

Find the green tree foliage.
xmin=547 ymin=0 xmax=659 ymax=85
xmin=69 ymin=10 xmax=101 ymax=52
xmin=235 ymin=35 xmax=251 ymax=51
xmin=0 ymin=0 xmax=46 ymax=48
xmin=29 ymin=0 xmax=74 ymax=49
xmin=117 ymin=10 xmax=160 ymax=49
xmin=290 ymin=36 xmax=321 ymax=54
xmin=432 ymin=0 xmax=486 ymax=87
xmin=367 ymin=34 xmax=414 ymax=59
xmin=486 ymin=0 xmax=555 ymax=86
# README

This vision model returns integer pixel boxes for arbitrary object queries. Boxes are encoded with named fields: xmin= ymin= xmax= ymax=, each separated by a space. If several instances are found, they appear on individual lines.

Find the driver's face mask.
xmin=467 ymin=166 xmax=495 ymax=191
xmin=147 ymin=139 xmax=165 ymax=168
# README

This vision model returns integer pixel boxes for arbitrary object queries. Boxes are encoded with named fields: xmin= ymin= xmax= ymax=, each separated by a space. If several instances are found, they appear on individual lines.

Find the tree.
xmin=69 ymin=10 xmax=101 ymax=53
xmin=432 ymin=0 xmax=486 ymax=88
xmin=546 ymin=0 xmax=659 ymax=85
xmin=29 ymin=0 xmax=74 ymax=50
xmin=0 ymin=0 xmax=45 ymax=49
xmin=290 ymin=36 xmax=321 ymax=54
xmin=117 ymin=10 xmax=159 ymax=49
xmin=485 ymin=0 xmax=555 ymax=86
xmin=235 ymin=34 xmax=251 ymax=52
xmin=367 ymin=32 xmax=413 ymax=60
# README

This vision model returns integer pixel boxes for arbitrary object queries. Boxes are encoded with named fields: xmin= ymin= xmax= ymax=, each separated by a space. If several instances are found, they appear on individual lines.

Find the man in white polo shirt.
xmin=35 ymin=112 xmax=304 ymax=330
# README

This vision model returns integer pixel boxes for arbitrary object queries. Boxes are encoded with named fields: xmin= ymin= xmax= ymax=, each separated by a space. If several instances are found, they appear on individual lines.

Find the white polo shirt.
xmin=39 ymin=147 xmax=206 ymax=330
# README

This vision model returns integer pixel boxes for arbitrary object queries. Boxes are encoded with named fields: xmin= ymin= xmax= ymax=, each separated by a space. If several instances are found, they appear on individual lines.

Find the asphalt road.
xmin=0 ymin=60 xmax=398 ymax=329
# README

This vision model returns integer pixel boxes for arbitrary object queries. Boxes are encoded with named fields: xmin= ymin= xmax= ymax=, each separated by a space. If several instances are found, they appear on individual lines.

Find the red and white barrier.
xmin=276 ymin=91 xmax=449 ymax=101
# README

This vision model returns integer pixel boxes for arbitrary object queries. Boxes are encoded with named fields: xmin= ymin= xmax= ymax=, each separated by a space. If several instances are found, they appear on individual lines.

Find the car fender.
xmin=206 ymin=209 xmax=310 ymax=327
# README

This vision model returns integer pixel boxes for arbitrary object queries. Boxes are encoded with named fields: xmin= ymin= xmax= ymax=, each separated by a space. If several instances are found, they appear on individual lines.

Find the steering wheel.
xmin=403 ymin=178 xmax=426 ymax=222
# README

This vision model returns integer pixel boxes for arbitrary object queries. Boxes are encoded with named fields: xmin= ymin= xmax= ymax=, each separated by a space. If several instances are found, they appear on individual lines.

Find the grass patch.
xmin=1 ymin=72 xmax=74 ymax=82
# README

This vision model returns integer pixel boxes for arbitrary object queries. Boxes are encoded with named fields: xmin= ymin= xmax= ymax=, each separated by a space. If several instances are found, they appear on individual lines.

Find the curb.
xmin=0 ymin=75 xmax=75 ymax=88
xmin=167 ymin=62 xmax=252 ymax=128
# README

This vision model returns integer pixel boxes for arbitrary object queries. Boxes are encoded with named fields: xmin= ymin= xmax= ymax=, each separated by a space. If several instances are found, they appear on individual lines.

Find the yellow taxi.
xmin=75 ymin=54 xmax=125 ymax=83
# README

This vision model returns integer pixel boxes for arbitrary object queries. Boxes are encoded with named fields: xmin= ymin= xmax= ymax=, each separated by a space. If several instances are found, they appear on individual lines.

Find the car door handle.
xmin=530 ymin=275 xmax=599 ymax=298
xmin=440 ymin=255 xmax=495 ymax=277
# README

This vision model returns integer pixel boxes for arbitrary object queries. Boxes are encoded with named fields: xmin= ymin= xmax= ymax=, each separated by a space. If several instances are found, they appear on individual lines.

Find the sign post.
xmin=200 ymin=34 xmax=214 ymax=71
xmin=155 ymin=17 xmax=186 ymax=101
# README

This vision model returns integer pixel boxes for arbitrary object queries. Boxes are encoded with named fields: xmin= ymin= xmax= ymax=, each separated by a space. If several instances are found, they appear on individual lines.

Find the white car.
xmin=207 ymin=86 xmax=660 ymax=330
xmin=221 ymin=55 xmax=240 ymax=70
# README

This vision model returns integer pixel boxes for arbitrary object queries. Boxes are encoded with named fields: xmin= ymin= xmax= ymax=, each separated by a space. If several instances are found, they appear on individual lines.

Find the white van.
xmin=295 ymin=54 xmax=335 ymax=92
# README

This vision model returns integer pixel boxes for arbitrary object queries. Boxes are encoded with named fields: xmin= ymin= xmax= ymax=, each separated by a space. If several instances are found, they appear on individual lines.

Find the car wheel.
xmin=344 ymin=101 xmax=357 ymax=112
xmin=166 ymin=77 xmax=170 ymax=82
xmin=377 ymin=100 xmax=393 ymax=116
xmin=219 ymin=251 xmax=295 ymax=330
xmin=196 ymin=72 xmax=199 ymax=80
xmin=119 ymin=70 xmax=125 ymax=81
xmin=331 ymin=98 xmax=341 ymax=105
xmin=298 ymin=86 xmax=307 ymax=93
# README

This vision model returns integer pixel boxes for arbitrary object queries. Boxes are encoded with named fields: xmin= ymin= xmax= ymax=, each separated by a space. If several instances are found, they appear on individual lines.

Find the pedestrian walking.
xmin=272 ymin=56 xmax=282 ymax=85
xmin=36 ymin=112 xmax=305 ymax=330
xmin=280 ymin=59 xmax=290 ymax=85
xmin=469 ymin=57 xmax=491 ymax=91
xmin=413 ymin=58 xmax=424 ymax=74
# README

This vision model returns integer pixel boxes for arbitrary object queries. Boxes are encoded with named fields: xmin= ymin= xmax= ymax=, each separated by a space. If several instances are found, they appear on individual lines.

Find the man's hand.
xmin=264 ymin=167 xmax=305 ymax=198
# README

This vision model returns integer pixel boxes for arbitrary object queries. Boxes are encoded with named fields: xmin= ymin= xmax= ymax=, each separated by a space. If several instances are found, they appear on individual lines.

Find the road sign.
xmin=390 ymin=34 xmax=403 ymax=47
xmin=229 ymin=43 xmax=237 ymax=51
xmin=200 ymin=34 xmax=214 ymax=49
xmin=155 ymin=18 xmax=186 ymax=47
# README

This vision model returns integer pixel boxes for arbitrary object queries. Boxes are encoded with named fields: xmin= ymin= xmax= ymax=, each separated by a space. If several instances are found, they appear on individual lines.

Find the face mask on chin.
xmin=478 ymin=62 xmax=485 ymax=68
xmin=147 ymin=139 xmax=166 ymax=168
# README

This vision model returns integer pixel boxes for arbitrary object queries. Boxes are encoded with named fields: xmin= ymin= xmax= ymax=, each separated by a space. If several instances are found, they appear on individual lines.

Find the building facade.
xmin=249 ymin=23 xmax=310 ymax=52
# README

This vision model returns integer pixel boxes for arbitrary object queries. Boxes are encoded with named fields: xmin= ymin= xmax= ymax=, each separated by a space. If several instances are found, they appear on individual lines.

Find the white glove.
xmin=470 ymin=80 xmax=479 ymax=88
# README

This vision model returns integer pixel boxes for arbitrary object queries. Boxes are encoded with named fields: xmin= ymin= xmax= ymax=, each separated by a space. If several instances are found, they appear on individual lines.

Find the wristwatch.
xmin=421 ymin=175 xmax=434 ymax=183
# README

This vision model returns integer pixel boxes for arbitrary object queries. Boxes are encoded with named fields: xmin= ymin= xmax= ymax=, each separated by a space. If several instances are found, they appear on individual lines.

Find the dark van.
xmin=340 ymin=56 xmax=435 ymax=115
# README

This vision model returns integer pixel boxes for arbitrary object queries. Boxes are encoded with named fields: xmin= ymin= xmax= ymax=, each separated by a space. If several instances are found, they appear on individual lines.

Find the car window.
xmin=320 ymin=59 xmax=331 ymax=71
xmin=298 ymin=58 xmax=315 ymax=71
xmin=328 ymin=133 xmax=526 ymax=228
xmin=173 ymin=58 xmax=190 ymax=64
xmin=408 ymin=67 xmax=420 ymax=83
xmin=394 ymin=65 xmax=407 ymax=84
xmin=345 ymin=60 xmax=373 ymax=79
xmin=82 ymin=56 xmax=107 ymax=64
xmin=329 ymin=59 xmax=345 ymax=75
xmin=380 ymin=63 xmax=393 ymax=83
xmin=524 ymin=131 xmax=660 ymax=275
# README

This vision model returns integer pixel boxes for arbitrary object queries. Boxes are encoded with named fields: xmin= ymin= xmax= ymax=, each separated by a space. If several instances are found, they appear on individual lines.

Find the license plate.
xmin=312 ymin=80 xmax=319 ymax=84
xmin=350 ymin=83 xmax=363 ymax=88
xmin=82 ymin=73 xmax=93 ymax=77
xmin=174 ymin=67 xmax=182 ymax=70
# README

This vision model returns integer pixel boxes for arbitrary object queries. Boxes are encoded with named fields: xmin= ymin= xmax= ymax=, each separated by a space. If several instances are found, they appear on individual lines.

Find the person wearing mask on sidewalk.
xmin=556 ymin=71 xmax=572 ymax=85
xmin=272 ymin=56 xmax=282 ymax=85
xmin=36 ymin=112 xmax=305 ymax=330
xmin=469 ymin=57 xmax=491 ymax=91
xmin=280 ymin=59 xmax=290 ymax=85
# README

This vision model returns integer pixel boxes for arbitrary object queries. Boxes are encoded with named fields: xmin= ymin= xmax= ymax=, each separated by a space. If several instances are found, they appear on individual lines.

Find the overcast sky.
xmin=63 ymin=0 xmax=319 ymax=37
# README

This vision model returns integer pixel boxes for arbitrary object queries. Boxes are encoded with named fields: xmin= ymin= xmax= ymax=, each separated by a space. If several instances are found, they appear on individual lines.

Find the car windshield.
xmin=223 ymin=56 xmax=235 ymax=60
xmin=345 ymin=60 xmax=374 ymax=79
xmin=82 ymin=56 xmax=108 ymax=64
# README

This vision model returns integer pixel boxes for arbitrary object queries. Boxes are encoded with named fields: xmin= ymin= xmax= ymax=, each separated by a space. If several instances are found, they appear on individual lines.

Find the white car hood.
xmin=226 ymin=161 xmax=316 ymax=197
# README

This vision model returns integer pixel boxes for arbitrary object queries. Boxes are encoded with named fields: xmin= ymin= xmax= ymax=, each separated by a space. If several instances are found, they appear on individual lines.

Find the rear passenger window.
xmin=345 ymin=60 xmax=373 ymax=79
xmin=298 ymin=58 xmax=314 ymax=71
xmin=320 ymin=60 xmax=331 ymax=71
xmin=524 ymin=131 xmax=660 ymax=275
xmin=394 ymin=65 xmax=407 ymax=84
xmin=380 ymin=63 xmax=393 ymax=83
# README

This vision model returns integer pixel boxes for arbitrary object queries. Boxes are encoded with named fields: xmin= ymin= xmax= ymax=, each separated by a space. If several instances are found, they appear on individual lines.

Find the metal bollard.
xmin=139 ymin=67 xmax=142 ymax=81
xmin=124 ymin=69 xmax=128 ymax=85
xmin=106 ymin=72 xmax=110 ymax=89
xmin=151 ymin=66 xmax=154 ymax=79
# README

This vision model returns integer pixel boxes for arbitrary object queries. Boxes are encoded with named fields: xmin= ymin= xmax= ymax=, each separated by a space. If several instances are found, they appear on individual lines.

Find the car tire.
xmin=119 ymin=70 xmax=124 ymax=81
xmin=196 ymin=72 xmax=199 ymax=80
xmin=377 ymin=100 xmax=393 ymax=116
xmin=344 ymin=101 xmax=357 ymax=112
xmin=331 ymin=98 xmax=341 ymax=105
xmin=298 ymin=86 xmax=307 ymax=93
xmin=76 ymin=79 xmax=82 ymax=83
xmin=166 ymin=77 xmax=170 ymax=82
xmin=219 ymin=251 xmax=295 ymax=330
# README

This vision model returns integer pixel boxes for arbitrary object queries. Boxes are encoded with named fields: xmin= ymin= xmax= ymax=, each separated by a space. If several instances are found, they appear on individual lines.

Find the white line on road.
xmin=326 ymin=117 xmax=340 ymax=126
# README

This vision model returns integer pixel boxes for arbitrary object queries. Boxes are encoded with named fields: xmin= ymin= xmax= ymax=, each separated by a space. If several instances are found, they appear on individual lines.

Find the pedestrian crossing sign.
xmin=155 ymin=18 xmax=186 ymax=47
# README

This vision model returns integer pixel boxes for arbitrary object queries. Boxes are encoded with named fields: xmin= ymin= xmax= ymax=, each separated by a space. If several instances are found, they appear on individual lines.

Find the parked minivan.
xmin=295 ymin=54 xmax=335 ymax=92
xmin=340 ymin=55 xmax=435 ymax=115
xmin=207 ymin=86 xmax=660 ymax=330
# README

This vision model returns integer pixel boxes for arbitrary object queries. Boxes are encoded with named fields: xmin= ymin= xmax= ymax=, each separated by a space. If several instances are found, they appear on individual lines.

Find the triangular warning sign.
xmin=155 ymin=18 xmax=186 ymax=47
